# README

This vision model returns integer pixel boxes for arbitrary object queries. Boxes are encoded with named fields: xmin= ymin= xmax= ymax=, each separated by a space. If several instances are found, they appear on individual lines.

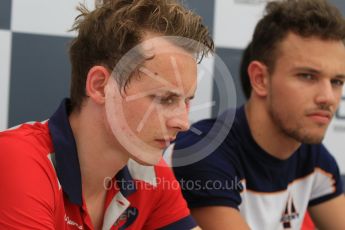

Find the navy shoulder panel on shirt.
xmin=312 ymin=144 xmax=341 ymax=172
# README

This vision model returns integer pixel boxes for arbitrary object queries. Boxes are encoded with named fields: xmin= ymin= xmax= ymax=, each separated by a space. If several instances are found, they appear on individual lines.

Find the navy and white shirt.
xmin=173 ymin=106 xmax=343 ymax=230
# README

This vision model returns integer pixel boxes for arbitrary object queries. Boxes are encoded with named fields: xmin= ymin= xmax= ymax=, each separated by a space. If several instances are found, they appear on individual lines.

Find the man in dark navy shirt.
xmin=173 ymin=0 xmax=345 ymax=229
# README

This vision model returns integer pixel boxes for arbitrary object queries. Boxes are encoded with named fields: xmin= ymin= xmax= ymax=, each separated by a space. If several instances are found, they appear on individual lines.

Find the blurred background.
xmin=0 ymin=0 xmax=344 ymax=181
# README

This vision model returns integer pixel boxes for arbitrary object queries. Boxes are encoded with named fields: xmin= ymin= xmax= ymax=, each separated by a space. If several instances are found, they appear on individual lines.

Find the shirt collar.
xmin=115 ymin=165 xmax=137 ymax=197
xmin=48 ymin=99 xmax=139 ymax=205
xmin=48 ymin=98 xmax=83 ymax=205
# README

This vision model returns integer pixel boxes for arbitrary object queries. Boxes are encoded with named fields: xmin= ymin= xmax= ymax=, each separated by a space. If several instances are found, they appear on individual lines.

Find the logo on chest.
xmin=280 ymin=195 xmax=299 ymax=229
xmin=114 ymin=206 xmax=139 ymax=229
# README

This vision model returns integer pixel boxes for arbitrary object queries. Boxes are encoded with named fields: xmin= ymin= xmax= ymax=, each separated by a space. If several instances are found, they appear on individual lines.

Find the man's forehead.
xmin=278 ymin=33 xmax=345 ymax=64
xmin=279 ymin=32 xmax=345 ymax=54
xmin=140 ymin=34 xmax=196 ymax=59
xmin=141 ymin=36 xmax=180 ymax=51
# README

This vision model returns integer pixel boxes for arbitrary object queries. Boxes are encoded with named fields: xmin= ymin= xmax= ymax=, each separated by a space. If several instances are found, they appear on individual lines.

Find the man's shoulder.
xmin=299 ymin=143 xmax=338 ymax=166
xmin=0 ymin=122 xmax=60 ymax=206
xmin=300 ymin=143 xmax=337 ymax=170
xmin=293 ymin=143 xmax=341 ymax=186
xmin=0 ymin=121 xmax=54 ymax=165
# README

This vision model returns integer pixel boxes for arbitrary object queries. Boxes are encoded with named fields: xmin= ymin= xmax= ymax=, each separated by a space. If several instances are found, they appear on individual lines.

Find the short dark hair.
xmin=251 ymin=0 xmax=345 ymax=73
xmin=240 ymin=0 xmax=345 ymax=98
xmin=240 ymin=42 xmax=252 ymax=100
xmin=69 ymin=0 xmax=214 ymax=111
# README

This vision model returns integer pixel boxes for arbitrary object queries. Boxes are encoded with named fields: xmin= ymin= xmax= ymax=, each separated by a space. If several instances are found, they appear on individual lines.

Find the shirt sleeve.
xmin=142 ymin=160 xmax=197 ymax=230
xmin=172 ymin=122 xmax=243 ymax=210
xmin=0 ymin=133 xmax=56 ymax=229
xmin=308 ymin=144 xmax=344 ymax=206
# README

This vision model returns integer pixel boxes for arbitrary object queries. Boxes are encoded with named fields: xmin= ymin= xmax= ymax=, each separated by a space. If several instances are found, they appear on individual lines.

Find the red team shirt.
xmin=0 ymin=99 xmax=196 ymax=230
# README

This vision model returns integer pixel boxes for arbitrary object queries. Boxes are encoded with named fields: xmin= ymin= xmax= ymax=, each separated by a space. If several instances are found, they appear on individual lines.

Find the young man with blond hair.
xmin=0 ymin=0 xmax=213 ymax=229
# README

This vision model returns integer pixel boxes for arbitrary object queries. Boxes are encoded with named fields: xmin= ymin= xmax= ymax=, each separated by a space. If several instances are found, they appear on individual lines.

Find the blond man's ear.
xmin=85 ymin=65 xmax=111 ymax=105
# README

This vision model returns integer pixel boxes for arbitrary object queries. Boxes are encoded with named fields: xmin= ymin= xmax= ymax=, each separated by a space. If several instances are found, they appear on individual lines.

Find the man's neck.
xmin=245 ymin=99 xmax=301 ymax=160
xmin=69 ymin=102 xmax=129 ymax=199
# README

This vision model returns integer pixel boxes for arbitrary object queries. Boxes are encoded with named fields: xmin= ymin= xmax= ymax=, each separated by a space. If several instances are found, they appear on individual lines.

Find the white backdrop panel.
xmin=11 ymin=0 xmax=95 ymax=36
xmin=214 ymin=0 xmax=266 ymax=49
